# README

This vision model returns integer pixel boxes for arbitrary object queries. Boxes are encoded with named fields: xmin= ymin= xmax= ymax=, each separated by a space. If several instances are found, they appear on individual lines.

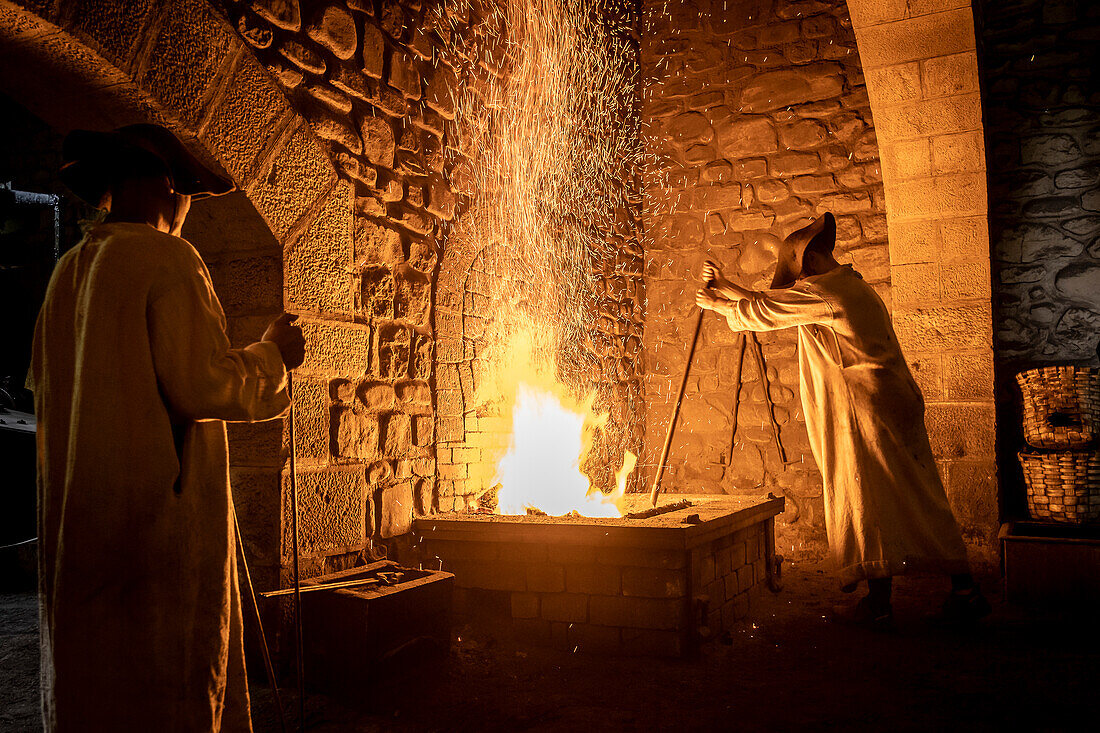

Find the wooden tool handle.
xmin=649 ymin=277 xmax=713 ymax=507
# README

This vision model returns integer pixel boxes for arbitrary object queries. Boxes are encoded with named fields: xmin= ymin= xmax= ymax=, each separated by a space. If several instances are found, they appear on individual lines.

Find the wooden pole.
xmin=286 ymin=373 xmax=306 ymax=732
xmin=649 ymin=307 xmax=706 ymax=507
xmin=725 ymin=333 xmax=747 ymax=466
xmin=747 ymin=332 xmax=789 ymax=465
xmin=232 ymin=507 xmax=288 ymax=733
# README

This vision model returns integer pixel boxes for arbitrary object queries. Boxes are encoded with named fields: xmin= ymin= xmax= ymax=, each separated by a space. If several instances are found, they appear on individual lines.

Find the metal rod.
xmin=649 ymin=302 xmax=708 ymax=507
xmin=725 ymin=333 xmax=747 ymax=466
xmin=286 ymin=373 xmax=306 ymax=732
xmin=259 ymin=577 xmax=381 ymax=598
xmin=232 ymin=505 xmax=288 ymax=733
xmin=747 ymin=333 xmax=789 ymax=465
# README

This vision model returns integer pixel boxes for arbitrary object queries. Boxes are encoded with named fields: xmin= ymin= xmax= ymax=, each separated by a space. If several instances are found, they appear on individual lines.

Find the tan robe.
xmin=28 ymin=221 xmax=289 ymax=732
xmin=720 ymin=265 xmax=969 ymax=586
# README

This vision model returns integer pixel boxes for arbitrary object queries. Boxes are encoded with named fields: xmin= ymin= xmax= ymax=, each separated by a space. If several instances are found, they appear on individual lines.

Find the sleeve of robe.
xmin=717 ymin=283 xmax=834 ymax=332
xmin=147 ymin=244 xmax=290 ymax=423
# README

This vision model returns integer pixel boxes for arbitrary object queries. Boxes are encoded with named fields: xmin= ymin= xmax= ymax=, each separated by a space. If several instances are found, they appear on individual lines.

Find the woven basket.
xmin=1018 ymin=449 xmax=1100 ymax=524
xmin=1016 ymin=366 xmax=1100 ymax=449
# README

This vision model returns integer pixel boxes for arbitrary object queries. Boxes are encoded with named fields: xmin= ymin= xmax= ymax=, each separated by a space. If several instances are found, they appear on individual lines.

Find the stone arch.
xmin=0 ymin=0 xmax=349 ymax=587
xmin=845 ymin=0 xmax=998 ymax=558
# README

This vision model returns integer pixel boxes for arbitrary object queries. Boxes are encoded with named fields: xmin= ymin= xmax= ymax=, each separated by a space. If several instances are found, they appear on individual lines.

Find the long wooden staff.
xmin=649 ymin=275 xmax=715 ymax=507
xmin=286 ymin=372 xmax=306 ymax=732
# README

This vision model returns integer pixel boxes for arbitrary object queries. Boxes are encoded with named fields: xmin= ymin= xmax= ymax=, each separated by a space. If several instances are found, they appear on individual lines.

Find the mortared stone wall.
xmin=639 ymin=0 xmax=888 ymax=558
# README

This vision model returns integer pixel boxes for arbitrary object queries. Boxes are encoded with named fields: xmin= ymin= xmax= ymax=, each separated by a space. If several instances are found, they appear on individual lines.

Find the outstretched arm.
xmin=696 ymin=280 xmax=834 ymax=332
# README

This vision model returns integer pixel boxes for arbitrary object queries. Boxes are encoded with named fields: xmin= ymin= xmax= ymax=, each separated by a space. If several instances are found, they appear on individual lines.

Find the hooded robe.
xmin=28 ymin=221 xmax=289 ymax=731
xmin=718 ymin=264 xmax=969 ymax=586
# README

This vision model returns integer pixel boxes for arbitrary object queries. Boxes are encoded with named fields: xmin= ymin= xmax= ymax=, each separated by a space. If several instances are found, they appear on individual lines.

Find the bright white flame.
xmin=495 ymin=382 xmax=635 ymax=517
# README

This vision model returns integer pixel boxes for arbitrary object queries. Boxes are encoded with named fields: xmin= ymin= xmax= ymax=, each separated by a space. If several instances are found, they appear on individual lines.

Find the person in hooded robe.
xmin=27 ymin=124 xmax=305 ymax=731
xmin=695 ymin=213 xmax=990 ymax=629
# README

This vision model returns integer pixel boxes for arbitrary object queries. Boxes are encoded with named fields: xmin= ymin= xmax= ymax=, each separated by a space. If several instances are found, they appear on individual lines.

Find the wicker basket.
xmin=1018 ymin=449 xmax=1100 ymax=524
xmin=1016 ymin=366 xmax=1100 ymax=449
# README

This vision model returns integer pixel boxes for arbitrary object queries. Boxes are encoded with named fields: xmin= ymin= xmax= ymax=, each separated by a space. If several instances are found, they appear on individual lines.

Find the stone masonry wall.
xmin=212 ymin=0 xmax=467 ymax=575
xmin=981 ymin=0 xmax=1100 ymax=516
xmin=639 ymin=0 xmax=888 ymax=556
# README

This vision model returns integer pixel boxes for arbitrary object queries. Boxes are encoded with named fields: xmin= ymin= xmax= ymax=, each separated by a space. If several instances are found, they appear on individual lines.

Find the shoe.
xmin=833 ymin=596 xmax=895 ymax=632
xmin=927 ymin=585 xmax=992 ymax=629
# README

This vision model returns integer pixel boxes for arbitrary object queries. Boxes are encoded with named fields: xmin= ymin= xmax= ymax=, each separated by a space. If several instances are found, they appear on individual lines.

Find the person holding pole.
xmin=28 ymin=124 xmax=304 ymax=731
xmin=694 ymin=212 xmax=989 ymax=630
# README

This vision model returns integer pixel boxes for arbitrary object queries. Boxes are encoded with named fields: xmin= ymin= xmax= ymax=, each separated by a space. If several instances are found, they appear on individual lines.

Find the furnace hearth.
xmin=414 ymin=494 xmax=783 ymax=657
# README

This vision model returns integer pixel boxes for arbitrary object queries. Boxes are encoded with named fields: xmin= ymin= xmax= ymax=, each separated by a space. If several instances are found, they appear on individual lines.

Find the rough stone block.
xmin=378 ymin=479 xmax=413 ymax=538
xmin=332 ymin=405 xmax=381 ymax=461
xmin=359 ymin=265 xmax=394 ymax=319
xmin=511 ymin=592 xmax=539 ymax=619
xmin=881 ymin=138 xmax=931 ymax=182
xmin=943 ymin=351 xmax=994 ymax=401
xmin=588 ymin=596 xmax=685 ymax=631
xmin=892 ymin=262 xmax=939 ymax=306
xmin=286 ymin=181 xmax=354 ymax=315
xmin=383 ymin=412 xmax=413 ymax=457
xmin=930 ymin=131 xmax=984 ymax=176
xmin=889 ymin=172 xmax=987 ymax=220
xmin=249 ymin=123 xmax=337 ymax=240
xmin=251 ymin=0 xmax=302 ymax=31
xmin=540 ymin=593 xmax=588 ymax=623
xmin=283 ymin=376 xmax=328 ymax=463
xmin=894 ymin=301 xmax=992 ymax=353
xmin=306 ymin=4 xmax=357 ymax=60
xmin=360 ymin=115 xmax=396 ymax=167
xmin=285 ymin=467 xmax=367 ymax=555
xmin=887 ymin=218 xmax=940 ymax=264
xmin=376 ymin=324 xmax=411 ymax=379
xmin=921 ymin=51 xmax=979 ymax=98
xmin=864 ymin=61 xmax=922 ymax=107
xmin=941 ymin=261 xmax=990 ymax=300
xmin=230 ymin=466 xmax=281 ymax=565
xmin=693 ymin=184 xmax=741 ymax=211
xmin=621 ymin=567 xmax=688 ymax=598
xmin=738 ymin=66 xmax=844 ymax=113
xmin=565 ymin=564 xmax=621 ymax=595
xmin=855 ymin=9 xmax=976 ymax=69
xmin=713 ymin=114 xmax=777 ymax=157
xmin=140 ymin=0 xmax=232 ymax=129
xmin=358 ymin=381 xmax=396 ymax=410
xmin=201 ymin=52 xmax=289 ymax=185
xmin=394 ymin=269 xmax=431 ymax=325
xmin=388 ymin=48 xmax=421 ymax=98
xmin=300 ymin=320 xmax=371 ymax=376
xmin=925 ymin=404 xmax=996 ymax=460
xmin=874 ymin=93 xmax=982 ymax=143
xmin=354 ymin=218 xmax=404 ymax=268
xmin=360 ymin=20 xmax=384 ymax=78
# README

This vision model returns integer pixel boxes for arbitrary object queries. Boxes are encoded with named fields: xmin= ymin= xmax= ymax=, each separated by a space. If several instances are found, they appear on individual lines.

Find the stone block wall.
xmin=211 ymin=0 xmax=471 ymax=574
xmin=848 ymin=0 xmax=997 ymax=561
xmin=980 ymin=0 xmax=1100 ymax=516
xmin=639 ymin=0 xmax=888 ymax=556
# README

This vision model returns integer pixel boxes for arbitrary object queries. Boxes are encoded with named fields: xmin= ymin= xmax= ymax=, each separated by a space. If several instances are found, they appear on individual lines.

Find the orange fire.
xmin=487 ymin=336 xmax=636 ymax=518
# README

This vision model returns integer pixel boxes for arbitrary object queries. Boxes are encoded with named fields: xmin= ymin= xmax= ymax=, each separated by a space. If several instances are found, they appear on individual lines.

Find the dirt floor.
xmin=3 ymin=560 xmax=1098 ymax=732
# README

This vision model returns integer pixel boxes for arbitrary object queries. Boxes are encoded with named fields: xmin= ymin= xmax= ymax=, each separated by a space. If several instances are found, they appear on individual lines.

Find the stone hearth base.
xmin=413 ymin=495 xmax=784 ymax=656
